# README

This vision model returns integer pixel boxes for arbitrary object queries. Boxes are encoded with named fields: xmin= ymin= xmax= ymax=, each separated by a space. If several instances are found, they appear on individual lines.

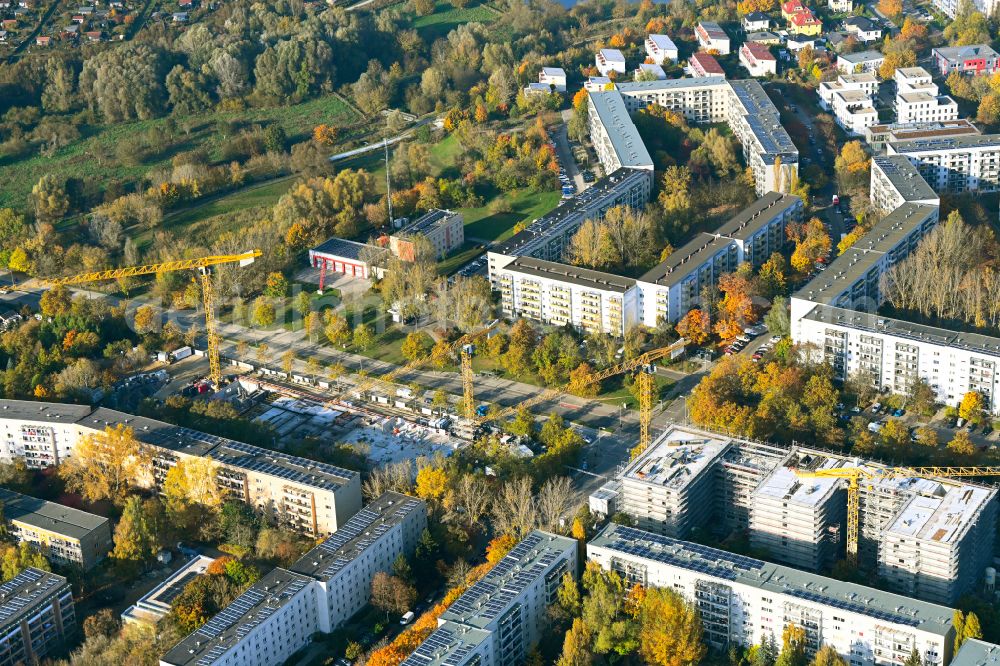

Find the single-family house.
xmin=171 ymin=11 xmax=187 ymax=21
xmin=829 ymin=0 xmax=852 ymax=11
xmin=747 ymin=30 xmax=782 ymax=45
xmin=843 ymin=16 xmax=882 ymax=42
xmin=743 ymin=11 xmax=771 ymax=32
xmin=35 ymin=35 xmax=50 ymax=45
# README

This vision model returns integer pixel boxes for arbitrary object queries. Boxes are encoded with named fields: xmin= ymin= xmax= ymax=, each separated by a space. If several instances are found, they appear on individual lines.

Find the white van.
xmin=400 ymin=611 xmax=415 ymax=625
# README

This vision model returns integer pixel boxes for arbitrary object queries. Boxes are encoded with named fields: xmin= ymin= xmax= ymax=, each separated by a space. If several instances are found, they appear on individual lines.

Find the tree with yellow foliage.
xmin=486 ymin=533 xmax=517 ymax=564
xmin=790 ymin=218 xmax=832 ymax=274
xmin=415 ymin=465 xmax=448 ymax=500
xmin=636 ymin=586 xmax=706 ymax=666
xmin=59 ymin=425 xmax=152 ymax=505
xmin=959 ymin=391 xmax=986 ymax=424
xmin=567 ymin=362 xmax=600 ymax=398
xmin=877 ymin=0 xmax=902 ymax=19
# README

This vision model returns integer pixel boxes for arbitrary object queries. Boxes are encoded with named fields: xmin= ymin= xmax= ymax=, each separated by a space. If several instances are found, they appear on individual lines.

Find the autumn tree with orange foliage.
xmin=737 ymin=0 xmax=775 ymax=14
xmin=313 ymin=124 xmax=339 ymax=146
xmin=714 ymin=271 xmax=756 ymax=341
xmin=788 ymin=217 xmax=832 ymax=274
xmin=877 ymin=0 xmax=902 ymax=19
xmin=687 ymin=355 xmax=843 ymax=443
xmin=676 ymin=309 xmax=711 ymax=345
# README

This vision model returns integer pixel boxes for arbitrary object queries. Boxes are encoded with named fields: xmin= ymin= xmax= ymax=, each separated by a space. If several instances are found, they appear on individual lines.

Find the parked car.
xmin=892 ymin=408 xmax=905 ymax=417
xmin=870 ymin=402 xmax=882 ymax=414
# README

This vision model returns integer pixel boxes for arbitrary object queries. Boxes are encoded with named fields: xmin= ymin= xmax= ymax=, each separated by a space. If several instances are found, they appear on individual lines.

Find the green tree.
xmin=401 ymin=331 xmax=433 ymax=362
xmin=324 ymin=311 xmax=350 ymax=346
xmin=353 ymin=324 xmax=376 ymax=351
xmin=263 ymin=272 xmax=288 ymax=298
xmin=764 ymin=297 xmax=791 ymax=338
xmin=31 ymin=174 xmax=69 ymax=223
xmin=251 ymin=297 xmax=276 ymax=327
xmin=112 ymin=496 xmax=162 ymax=563
xmin=902 ymin=649 xmax=921 ymax=666
xmin=507 ymin=406 xmax=536 ymax=438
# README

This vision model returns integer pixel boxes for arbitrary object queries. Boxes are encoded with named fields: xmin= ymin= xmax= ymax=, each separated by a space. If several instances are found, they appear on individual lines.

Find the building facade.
xmin=864 ymin=119 xmax=981 ymax=154
xmin=837 ymin=50 xmax=885 ymax=75
xmin=401 ymin=531 xmax=577 ymax=666
xmin=688 ymin=52 xmax=725 ymax=77
xmin=162 ymin=494 xmax=426 ymax=666
xmin=588 ymin=524 xmax=956 ymax=666
xmin=487 ymin=167 xmax=652 ymax=269
xmin=637 ymin=193 xmax=801 ymax=325
xmin=0 ymin=568 xmax=75 ymax=666
xmin=886 ymin=134 xmax=1000 ymax=194
xmin=308 ymin=238 xmax=383 ymax=282
xmin=739 ymin=41 xmax=777 ymax=77
xmin=696 ymin=21 xmax=730 ymax=53
xmin=492 ymin=255 xmax=639 ymax=336
xmin=869 ymin=155 xmax=940 ymax=214
xmin=818 ymin=73 xmax=878 ymax=136
xmin=595 ymin=48 xmax=626 ymax=75
xmin=538 ymin=67 xmax=566 ymax=91
xmin=893 ymin=67 xmax=958 ymax=125
xmin=390 ymin=209 xmax=464 ymax=261
xmin=0 ymin=401 xmax=363 ymax=538
xmin=0 ymin=488 xmax=111 ymax=570
xmin=795 ymin=304 xmax=1000 ymax=417
xmin=645 ymin=33 xmax=678 ymax=64
xmin=932 ymin=45 xmax=1000 ymax=77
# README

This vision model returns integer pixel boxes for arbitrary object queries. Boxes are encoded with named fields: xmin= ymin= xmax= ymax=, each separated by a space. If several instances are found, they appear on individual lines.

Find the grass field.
xmin=460 ymin=189 xmax=562 ymax=242
xmin=0 ymin=94 xmax=360 ymax=210
xmin=411 ymin=0 xmax=498 ymax=40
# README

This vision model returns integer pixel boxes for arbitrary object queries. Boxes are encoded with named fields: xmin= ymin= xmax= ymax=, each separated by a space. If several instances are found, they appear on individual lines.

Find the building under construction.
xmin=607 ymin=424 xmax=998 ymax=604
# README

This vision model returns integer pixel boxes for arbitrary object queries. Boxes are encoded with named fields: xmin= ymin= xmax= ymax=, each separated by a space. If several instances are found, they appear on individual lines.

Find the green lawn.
xmin=460 ymin=189 xmax=562 ymax=242
xmin=411 ymin=0 xmax=498 ymax=40
xmin=0 ymin=94 xmax=360 ymax=210
xmin=428 ymin=133 xmax=463 ymax=178
xmin=436 ymin=241 xmax=484 ymax=276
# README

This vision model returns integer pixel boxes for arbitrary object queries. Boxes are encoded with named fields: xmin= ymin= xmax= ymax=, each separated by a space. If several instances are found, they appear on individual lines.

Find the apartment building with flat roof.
xmin=794 ymin=304 xmax=1000 ymax=415
xmin=0 ymin=401 xmax=363 ymax=538
xmin=390 ymin=209 xmax=464 ymax=261
xmin=637 ymin=193 xmax=801 ymax=325
xmin=887 ymin=134 xmax=1000 ymax=194
xmin=401 ymin=531 xmax=577 ymax=666
xmin=790 ymin=202 xmax=940 ymax=325
xmin=865 ymin=119 xmax=980 ymax=154
xmin=491 ymin=255 xmax=639 ymax=336
xmin=587 ymin=91 xmax=654 ymax=175
xmin=645 ymin=33 xmax=678 ymax=64
xmin=0 ymin=488 xmax=111 ymax=570
xmin=952 ymin=639 xmax=1000 ymax=665
xmin=869 ymin=155 xmax=940 ymax=214
xmin=695 ymin=21 xmax=730 ymax=53
xmin=932 ymin=44 xmax=1000 ymax=76
xmin=0 ymin=568 xmax=75 ymax=666
xmin=588 ymin=524 xmax=956 ymax=665
xmin=487 ymin=167 xmax=652 ymax=270
xmin=162 ymin=493 xmax=425 ymax=666
xmin=289 ymin=492 xmax=426 ymax=633
xmin=893 ymin=67 xmax=958 ymax=125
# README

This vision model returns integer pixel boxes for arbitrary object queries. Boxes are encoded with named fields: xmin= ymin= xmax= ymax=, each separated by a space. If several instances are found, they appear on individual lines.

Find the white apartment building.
xmin=749 ymin=449 xmax=849 ymax=572
xmin=615 ymin=76 xmax=729 ymax=123
xmin=617 ymin=426 xmax=731 ymax=537
xmin=790 ymin=202 xmax=939 ymax=325
xmin=645 ymin=33 xmax=678 ymax=64
xmin=886 ymin=134 xmax=1000 ymax=194
xmin=491 ymin=255 xmax=639 ymax=336
xmin=584 ymin=76 xmax=612 ymax=92
xmin=162 ymin=493 xmax=426 ymax=666
xmin=289 ymin=492 xmax=427 ymax=633
xmin=0 ymin=401 xmax=363 ymax=538
xmin=637 ymin=192 xmax=802 ymax=325
xmin=537 ymin=67 xmax=566 ymax=92
xmin=161 ymin=568 xmax=320 ymax=666
xmin=837 ymin=49 xmax=885 ymax=75
xmin=610 ymin=423 xmax=998 ymax=604
xmin=796 ymin=304 xmax=1000 ymax=417
xmin=829 ymin=0 xmax=853 ymax=11
xmin=587 ymin=91 xmax=655 ymax=175
xmin=595 ymin=48 xmax=626 ymax=76
xmin=739 ymin=41 xmax=777 ymax=77
xmin=401 ymin=531 xmax=577 ymax=666
xmin=930 ymin=0 xmax=999 ymax=19
xmin=893 ymin=67 xmax=958 ymax=125
xmin=488 ymin=167 xmax=652 ymax=269
xmin=688 ymin=52 xmax=726 ymax=77
xmin=635 ymin=63 xmax=666 ymax=80
xmin=818 ymin=73 xmax=878 ymax=135
xmin=953 ymin=639 xmax=1000 ymax=665
xmin=696 ymin=21 xmax=731 ymax=54
xmin=588 ymin=523 xmax=957 ymax=666
xmin=0 ymin=568 xmax=76 ymax=666
xmin=869 ymin=155 xmax=940 ymax=214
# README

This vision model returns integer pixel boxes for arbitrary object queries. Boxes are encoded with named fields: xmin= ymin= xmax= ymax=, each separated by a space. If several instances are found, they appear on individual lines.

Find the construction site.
xmin=594 ymin=423 xmax=1000 ymax=606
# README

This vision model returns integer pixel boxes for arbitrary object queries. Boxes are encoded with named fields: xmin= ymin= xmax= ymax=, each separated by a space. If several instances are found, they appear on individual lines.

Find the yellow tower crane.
xmin=474 ymin=338 xmax=687 ymax=451
xmin=794 ymin=465 xmax=1000 ymax=567
xmin=42 ymin=251 xmax=262 ymax=388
